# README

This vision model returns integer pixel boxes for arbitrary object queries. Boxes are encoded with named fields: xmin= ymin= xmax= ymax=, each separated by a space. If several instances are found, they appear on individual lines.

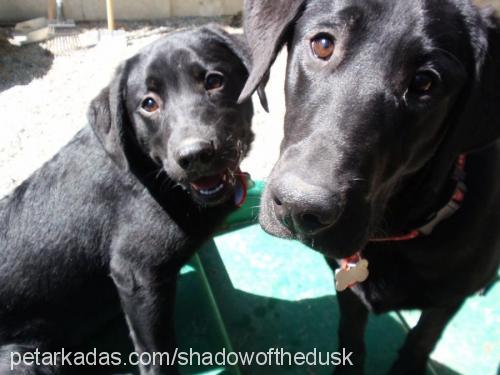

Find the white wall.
xmin=171 ymin=0 xmax=242 ymax=17
xmin=0 ymin=0 xmax=244 ymax=22
xmin=0 ymin=0 xmax=497 ymax=23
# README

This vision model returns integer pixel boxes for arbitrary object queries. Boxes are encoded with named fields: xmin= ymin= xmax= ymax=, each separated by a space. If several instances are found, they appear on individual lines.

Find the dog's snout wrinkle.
xmin=273 ymin=174 xmax=327 ymax=204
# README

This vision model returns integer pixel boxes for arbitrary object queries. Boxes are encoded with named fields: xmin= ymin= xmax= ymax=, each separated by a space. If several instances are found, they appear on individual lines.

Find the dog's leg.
xmin=389 ymin=302 xmax=463 ymax=375
xmin=333 ymin=289 xmax=369 ymax=375
xmin=111 ymin=260 xmax=180 ymax=375
xmin=0 ymin=344 xmax=59 ymax=374
xmin=326 ymin=257 xmax=368 ymax=375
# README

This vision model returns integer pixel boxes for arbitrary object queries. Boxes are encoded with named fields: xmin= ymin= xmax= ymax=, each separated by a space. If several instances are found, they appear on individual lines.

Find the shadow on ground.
xmin=0 ymin=32 xmax=54 ymax=92
xmin=82 ymin=241 xmax=460 ymax=375
xmin=193 ymin=244 xmax=460 ymax=375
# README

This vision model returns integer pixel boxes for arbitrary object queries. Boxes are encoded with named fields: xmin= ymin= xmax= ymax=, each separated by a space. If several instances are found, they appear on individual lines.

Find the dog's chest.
xmin=348 ymin=242 xmax=467 ymax=313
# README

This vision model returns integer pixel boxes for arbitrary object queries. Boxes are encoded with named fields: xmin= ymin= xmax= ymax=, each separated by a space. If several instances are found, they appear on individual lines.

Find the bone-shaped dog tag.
xmin=335 ymin=259 xmax=369 ymax=292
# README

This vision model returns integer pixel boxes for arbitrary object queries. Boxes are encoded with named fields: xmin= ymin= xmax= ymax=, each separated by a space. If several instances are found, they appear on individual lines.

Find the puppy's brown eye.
xmin=410 ymin=72 xmax=436 ymax=95
xmin=205 ymin=72 xmax=225 ymax=91
xmin=141 ymin=97 xmax=159 ymax=113
xmin=311 ymin=34 xmax=335 ymax=60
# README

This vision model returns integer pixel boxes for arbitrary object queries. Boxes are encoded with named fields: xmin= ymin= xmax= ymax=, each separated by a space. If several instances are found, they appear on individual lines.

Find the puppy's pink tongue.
xmin=191 ymin=175 xmax=223 ymax=190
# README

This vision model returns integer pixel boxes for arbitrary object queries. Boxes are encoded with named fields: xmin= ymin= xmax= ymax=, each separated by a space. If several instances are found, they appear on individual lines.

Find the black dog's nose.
xmin=175 ymin=139 xmax=215 ymax=170
xmin=271 ymin=175 xmax=342 ymax=235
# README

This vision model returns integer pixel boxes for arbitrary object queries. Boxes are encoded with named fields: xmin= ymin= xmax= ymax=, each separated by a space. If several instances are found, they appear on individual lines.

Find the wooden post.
xmin=106 ymin=0 xmax=115 ymax=31
xmin=47 ymin=0 xmax=56 ymax=20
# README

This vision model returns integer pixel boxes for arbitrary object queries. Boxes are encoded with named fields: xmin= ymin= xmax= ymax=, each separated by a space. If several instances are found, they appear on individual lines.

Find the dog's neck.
xmin=381 ymin=154 xmax=461 ymax=235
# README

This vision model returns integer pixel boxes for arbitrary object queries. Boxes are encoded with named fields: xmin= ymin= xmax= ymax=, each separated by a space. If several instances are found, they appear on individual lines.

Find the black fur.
xmin=241 ymin=0 xmax=500 ymax=373
xmin=0 ymin=25 xmax=254 ymax=375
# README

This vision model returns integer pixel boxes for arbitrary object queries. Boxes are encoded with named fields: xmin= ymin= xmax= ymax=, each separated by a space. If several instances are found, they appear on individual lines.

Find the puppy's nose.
xmin=175 ymin=139 xmax=215 ymax=170
xmin=270 ymin=174 xmax=343 ymax=235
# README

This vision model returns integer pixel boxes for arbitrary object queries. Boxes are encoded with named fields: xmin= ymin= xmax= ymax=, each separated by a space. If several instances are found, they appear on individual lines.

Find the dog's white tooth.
xmin=198 ymin=182 xmax=225 ymax=197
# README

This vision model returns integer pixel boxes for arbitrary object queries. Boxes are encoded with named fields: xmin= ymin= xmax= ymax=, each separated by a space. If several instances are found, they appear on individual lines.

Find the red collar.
xmin=234 ymin=170 xmax=249 ymax=207
xmin=335 ymin=154 xmax=467 ymax=292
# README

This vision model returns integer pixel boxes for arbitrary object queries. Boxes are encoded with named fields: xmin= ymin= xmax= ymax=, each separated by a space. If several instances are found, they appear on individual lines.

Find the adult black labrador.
xmin=239 ymin=0 xmax=500 ymax=373
xmin=0 ymin=25 xmax=259 ymax=374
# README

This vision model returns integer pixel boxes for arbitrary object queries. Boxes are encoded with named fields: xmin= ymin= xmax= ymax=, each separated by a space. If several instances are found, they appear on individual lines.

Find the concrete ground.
xmin=0 ymin=20 xmax=286 ymax=199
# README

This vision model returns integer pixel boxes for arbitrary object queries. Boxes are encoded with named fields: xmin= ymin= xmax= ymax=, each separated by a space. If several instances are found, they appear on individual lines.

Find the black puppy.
xmin=0 ymin=25 xmax=259 ymax=374
xmin=240 ymin=0 xmax=500 ymax=373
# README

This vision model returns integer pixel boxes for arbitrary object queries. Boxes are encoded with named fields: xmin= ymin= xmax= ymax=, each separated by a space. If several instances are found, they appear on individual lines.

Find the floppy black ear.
xmin=456 ymin=10 xmax=500 ymax=153
xmin=203 ymin=23 xmax=269 ymax=111
xmin=87 ymin=62 xmax=131 ymax=170
xmin=238 ymin=0 xmax=306 ymax=106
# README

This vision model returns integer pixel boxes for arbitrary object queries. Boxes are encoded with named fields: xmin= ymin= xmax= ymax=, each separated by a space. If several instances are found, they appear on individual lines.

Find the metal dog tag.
xmin=335 ymin=258 xmax=369 ymax=292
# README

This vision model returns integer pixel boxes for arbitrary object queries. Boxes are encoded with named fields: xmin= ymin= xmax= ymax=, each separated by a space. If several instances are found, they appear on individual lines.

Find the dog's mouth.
xmin=189 ymin=169 xmax=245 ymax=207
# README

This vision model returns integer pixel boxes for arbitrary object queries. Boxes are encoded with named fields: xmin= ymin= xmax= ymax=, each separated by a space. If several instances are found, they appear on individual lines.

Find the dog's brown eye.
xmin=410 ymin=72 xmax=435 ymax=94
xmin=141 ymin=97 xmax=159 ymax=113
xmin=311 ymin=34 xmax=335 ymax=60
xmin=205 ymin=72 xmax=225 ymax=91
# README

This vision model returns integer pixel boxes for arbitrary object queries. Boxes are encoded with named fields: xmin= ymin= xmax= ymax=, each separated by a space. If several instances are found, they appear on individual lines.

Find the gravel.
xmin=0 ymin=19 xmax=286 ymax=199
